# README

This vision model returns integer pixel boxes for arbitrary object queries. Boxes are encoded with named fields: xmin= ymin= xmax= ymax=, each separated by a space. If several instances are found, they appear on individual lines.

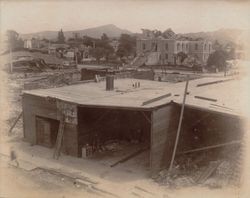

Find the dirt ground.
xmin=0 ymin=157 xmax=96 ymax=198
xmin=1 ymin=57 xmax=250 ymax=197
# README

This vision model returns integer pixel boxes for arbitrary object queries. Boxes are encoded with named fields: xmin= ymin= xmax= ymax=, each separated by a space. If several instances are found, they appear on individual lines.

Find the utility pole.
xmin=169 ymin=75 xmax=189 ymax=172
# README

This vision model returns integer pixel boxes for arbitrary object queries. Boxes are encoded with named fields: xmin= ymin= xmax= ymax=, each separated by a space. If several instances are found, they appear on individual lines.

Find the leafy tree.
xmin=116 ymin=34 xmax=136 ymax=58
xmin=101 ymin=33 xmax=109 ymax=43
xmin=227 ymin=48 xmax=236 ymax=60
xmin=57 ymin=29 xmax=65 ymax=44
xmin=83 ymin=36 xmax=95 ymax=47
xmin=90 ymin=47 xmax=106 ymax=63
xmin=6 ymin=30 xmax=24 ymax=50
xmin=177 ymin=52 xmax=188 ymax=63
xmin=83 ymin=35 xmax=114 ymax=62
xmin=206 ymin=50 xmax=227 ymax=71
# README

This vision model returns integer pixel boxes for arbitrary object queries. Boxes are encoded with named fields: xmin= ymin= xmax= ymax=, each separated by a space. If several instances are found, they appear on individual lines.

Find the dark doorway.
xmin=36 ymin=116 xmax=59 ymax=148
xmin=77 ymin=107 xmax=151 ymax=166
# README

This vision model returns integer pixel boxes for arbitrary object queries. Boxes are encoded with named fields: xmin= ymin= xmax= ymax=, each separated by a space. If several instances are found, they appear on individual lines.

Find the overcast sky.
xmin=1 ymin=0 xmax=250 ymax=35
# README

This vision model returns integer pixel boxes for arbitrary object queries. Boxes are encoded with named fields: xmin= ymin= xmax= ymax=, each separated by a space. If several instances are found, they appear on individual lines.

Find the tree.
xmin=206 ymin=50 xmax=227 ymax=71
xmin=83 ymin=36 xmax=95 ymax=47
xmin=83 ymin=34 xmax=114 ymax=63
xmin=116 ymin=34 xmax=136 ymax=58
xmin=177 ymin=52 xmax=188 ymax=63
xmin=6 ymin=30 xmax=24 ymax=50
xmin=101 ymin=33 xmax=109 ymax=43
xmin=90 ymin=47 xmax=106 ymax=63
xmin=57 ymin=29 xmax=65 ymax=44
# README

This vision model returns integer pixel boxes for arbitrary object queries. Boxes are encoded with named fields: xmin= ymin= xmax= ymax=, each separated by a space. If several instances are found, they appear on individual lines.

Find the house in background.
xmin=24 ymin=38 xmax=41 ymax=49
xmin=48 ymin=43 xmax=69 ymax=56
xmin=134 ymin=29 xmax=212 ymax=67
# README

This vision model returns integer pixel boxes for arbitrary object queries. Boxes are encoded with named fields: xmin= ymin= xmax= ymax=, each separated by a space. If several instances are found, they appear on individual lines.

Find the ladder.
xmin=53 ymin=113 xmax=65 ymax=159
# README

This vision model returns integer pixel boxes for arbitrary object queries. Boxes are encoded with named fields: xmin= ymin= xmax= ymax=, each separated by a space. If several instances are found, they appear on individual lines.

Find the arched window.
xmin=182 ymin=43 xmax=184 ymax=51
xmin=204 ymin=44 xmax=207 ymax=50
xmin=142 ymin=43 xmax=146 ymax=50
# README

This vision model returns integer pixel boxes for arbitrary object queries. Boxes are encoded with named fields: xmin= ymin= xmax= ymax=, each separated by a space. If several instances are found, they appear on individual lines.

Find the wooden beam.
xmin=142 ymin=93 xmax=171 ymax=106
xmin=169 ymin=76 xmax=189 ymax=171
xmin=8 ymin=111 xmax=23 ymax=135
xmin=53 ymin=114 xmax=65 ymax=159
xmin=210 ymin=103 xmax=234 ymax=110
xmin=110 ymin=147 xmax=149 ymax=167
xmin=177 ymin=140 xmax=242 ymax=155
xmin=194 ymin=96 xmax=217 ymax=102
xmin=196 ymin=78 xmax=234 ymax=87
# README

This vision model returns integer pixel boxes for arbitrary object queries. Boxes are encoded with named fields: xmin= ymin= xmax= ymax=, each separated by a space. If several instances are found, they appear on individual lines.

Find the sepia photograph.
xmin=0 ymin=0 xmax=250 ymax=197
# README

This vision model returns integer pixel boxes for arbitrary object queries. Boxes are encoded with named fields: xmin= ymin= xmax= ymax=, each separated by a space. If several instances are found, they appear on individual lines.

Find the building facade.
xmin=24 ymin=38 xmax=41 ymax=49
xmin=135 ymin=29 xmax=212 ymax=66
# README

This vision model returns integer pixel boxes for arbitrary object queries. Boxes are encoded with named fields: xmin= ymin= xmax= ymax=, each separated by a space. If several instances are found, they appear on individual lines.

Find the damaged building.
xmin=134 ymin=28 xmax=213 ymax=67
xmin=22 ymin=76 xmax=245 ymax=174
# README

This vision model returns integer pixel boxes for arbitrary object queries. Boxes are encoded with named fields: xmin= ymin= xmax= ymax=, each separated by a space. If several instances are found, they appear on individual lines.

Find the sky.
xmin=1 ymin=0 xmax=250 ymax=35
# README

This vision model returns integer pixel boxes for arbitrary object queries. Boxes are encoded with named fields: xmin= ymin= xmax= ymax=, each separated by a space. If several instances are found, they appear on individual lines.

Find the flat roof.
xmin=173 ymin=77 xmax=247 ymax=117
xmin=23 ymin=77 xmax=247 ymax=116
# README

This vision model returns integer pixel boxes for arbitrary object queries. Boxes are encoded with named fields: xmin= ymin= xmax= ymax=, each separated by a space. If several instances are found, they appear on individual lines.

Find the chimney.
xmin=106 ymin=75 xmax=114 ymax=91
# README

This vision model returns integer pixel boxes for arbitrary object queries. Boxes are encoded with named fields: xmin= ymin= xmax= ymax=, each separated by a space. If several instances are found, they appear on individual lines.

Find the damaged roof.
xmin=23 ymin=77 xmax=247 ymax=116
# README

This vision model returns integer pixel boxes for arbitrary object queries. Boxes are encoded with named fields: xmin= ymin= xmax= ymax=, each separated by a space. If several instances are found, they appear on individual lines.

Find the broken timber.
xmin=178 ymin=140 xmax=242 ymax=155
xmin=196 ymin=161 xmax=222 ymax=184
xmin=110 ymin=146 xmax=149 ymax=167
xmin=142 ymin=93 xmax=171 ymax=106
xmin=53 ymin=114 xmax=65 ymax=159
xmin=196 ymin=78 xmax=234 ymax=87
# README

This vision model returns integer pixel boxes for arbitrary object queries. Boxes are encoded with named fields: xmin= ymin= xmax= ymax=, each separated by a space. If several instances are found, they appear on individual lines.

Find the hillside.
xmin=20 ymin=24 xmax=132 ymax=40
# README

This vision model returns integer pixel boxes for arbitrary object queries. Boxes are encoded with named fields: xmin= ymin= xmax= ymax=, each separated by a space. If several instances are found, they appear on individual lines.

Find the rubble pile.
xmin=154 ymin=146 xmax=243 ymax=188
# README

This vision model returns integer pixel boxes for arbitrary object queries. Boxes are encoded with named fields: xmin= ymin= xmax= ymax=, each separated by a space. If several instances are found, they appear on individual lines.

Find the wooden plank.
xmin=196 ymin=78 xmax=234 ymax=87
xmin=142 ymin=93 xmax=171 ymax=106
xmin=210 ymin=103 xmax=234 ymax=110
xmin=196 ymin=161 xmax=222 ymax=184
xmin=194 ymin=96 xmax=217 ymax=102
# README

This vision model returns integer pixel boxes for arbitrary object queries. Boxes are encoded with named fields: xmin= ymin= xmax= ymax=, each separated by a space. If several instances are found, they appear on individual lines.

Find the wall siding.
xmin=150 ymin=104 xmax=180 ymax=174
xmin=22 ymin=94 xmax=79 ymax=156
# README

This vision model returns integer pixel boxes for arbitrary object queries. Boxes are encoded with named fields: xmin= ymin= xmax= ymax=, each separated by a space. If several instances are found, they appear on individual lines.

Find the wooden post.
xmin=53 ymin=113 xmax=65 ymax=159
xmin=169 ymin=75 xmax=189 ymax=171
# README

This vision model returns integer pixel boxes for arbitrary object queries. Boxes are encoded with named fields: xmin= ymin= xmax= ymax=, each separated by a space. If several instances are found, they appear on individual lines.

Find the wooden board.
xmin=22 ymin=94 xmax=79 ymax=156
xmin=57 ymin=100 xmax=77 ymax=124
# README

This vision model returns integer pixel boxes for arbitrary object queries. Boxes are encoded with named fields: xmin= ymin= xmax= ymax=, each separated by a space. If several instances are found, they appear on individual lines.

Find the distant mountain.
xmin=179 ymin=28 xmax=250 ymax=45
xmin=20 ymin=24 xmax=132 ymax=40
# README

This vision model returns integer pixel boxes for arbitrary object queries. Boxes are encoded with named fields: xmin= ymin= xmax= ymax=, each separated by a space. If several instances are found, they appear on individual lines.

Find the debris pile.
xmin=154 ymin=146 xmax=243 ymax=188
